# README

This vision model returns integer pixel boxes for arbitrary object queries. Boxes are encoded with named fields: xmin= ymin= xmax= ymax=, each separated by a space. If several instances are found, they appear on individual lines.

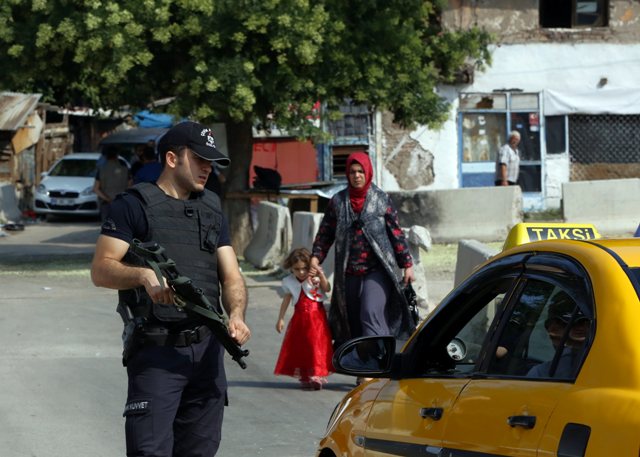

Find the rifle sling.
xmin=174 ymin=294 xmax=227 ymax=325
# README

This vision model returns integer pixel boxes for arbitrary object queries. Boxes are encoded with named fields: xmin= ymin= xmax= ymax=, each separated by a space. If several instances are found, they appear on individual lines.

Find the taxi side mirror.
xmin=332 ymin=336 xmax=396 ymax=378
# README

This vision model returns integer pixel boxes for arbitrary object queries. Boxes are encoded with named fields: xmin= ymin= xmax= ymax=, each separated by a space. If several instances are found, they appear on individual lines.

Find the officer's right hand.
xmin=140 ymin=268 xmax=174 ymax=304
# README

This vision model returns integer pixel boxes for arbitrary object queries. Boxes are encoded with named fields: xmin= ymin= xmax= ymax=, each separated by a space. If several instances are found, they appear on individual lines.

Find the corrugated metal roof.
xmin=0 ymin=91 xmax=42 ymax=132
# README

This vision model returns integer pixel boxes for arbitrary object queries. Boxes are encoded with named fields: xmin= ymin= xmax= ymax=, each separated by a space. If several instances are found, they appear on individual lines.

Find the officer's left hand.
xmin=228 ymin=316 xmax=251 ymax=345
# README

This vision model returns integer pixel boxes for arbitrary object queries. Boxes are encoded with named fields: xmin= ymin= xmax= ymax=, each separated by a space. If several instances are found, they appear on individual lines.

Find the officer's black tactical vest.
xmin=118 ymin=183 xmax=223 ymax=328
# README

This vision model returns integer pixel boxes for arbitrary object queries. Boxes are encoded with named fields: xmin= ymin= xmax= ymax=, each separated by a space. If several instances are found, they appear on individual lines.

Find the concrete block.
xmin=243 ymin=202 xmax=292 ymax=269
xmin=390 ymin=186 xmax=523 ymax=243
xmin=406 ymin=225 xmax=432 ymax=252
xmin=291 ymin=211 xmax=335 ymax=283
xmin=0 ymin=182 xmax=22 ymax=224
xmin=400 ymin=225 xmax=432 ymax=308
xmin=453 ymin=239 xmax=500 ymax=345
xmin=563 ymin=178 xmax=640 ymax=236
xmin=291 ymin=211 xmax=323 ymax=251
xmin=403 ymin=225 xmax=432 ymax=314
xmin=454 ymin=239 xmax=499 ymax=287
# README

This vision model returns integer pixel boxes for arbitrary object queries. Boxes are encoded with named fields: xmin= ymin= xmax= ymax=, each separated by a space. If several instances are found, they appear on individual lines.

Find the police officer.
xmin=91 ymin=121 xmax=251 ymax=456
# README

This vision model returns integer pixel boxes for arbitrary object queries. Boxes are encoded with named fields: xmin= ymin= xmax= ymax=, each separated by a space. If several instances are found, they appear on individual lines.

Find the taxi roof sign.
xmin=503 ymin=223 xmax=600 ymax=250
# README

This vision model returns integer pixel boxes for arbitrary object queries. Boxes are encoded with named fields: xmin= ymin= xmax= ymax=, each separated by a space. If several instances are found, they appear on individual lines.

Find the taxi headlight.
xmin=36 ymin=183 xmax=47 ymax=194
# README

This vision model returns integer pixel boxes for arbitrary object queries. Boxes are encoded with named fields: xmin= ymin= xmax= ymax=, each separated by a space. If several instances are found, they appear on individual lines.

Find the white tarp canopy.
xmin=544 ymin=87 xmax=640 ymax=116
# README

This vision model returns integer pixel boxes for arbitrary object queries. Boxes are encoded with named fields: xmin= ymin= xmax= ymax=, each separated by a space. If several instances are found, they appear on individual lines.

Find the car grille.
xmin=35 ymin=200 xmax=98 ymax=211
xmin=49 ymin=190 xmax=80 ymax=198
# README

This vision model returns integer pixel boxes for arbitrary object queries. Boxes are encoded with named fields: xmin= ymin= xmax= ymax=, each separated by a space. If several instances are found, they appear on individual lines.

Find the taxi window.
xmin=628 ymin=268 xmax=640 ymax=300
xmin=446 ymin=291 xmax=507 ymax=374
xmin=421 ymin=277 xmax=515 ymax=376
xmin=487 ymin=279 xmax=592 ymax=379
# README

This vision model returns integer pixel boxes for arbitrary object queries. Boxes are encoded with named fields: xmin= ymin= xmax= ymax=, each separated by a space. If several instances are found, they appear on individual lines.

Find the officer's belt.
xmin=139 ymin=325 xmax=212 ymax=347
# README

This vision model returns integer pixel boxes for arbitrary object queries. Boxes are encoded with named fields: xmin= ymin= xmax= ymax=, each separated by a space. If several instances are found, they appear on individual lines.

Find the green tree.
xmin=0 ymin=0 xmax=490 ymax=250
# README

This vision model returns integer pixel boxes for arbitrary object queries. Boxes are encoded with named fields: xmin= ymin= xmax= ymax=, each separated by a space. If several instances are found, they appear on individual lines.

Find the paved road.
xmin=0 ymin=221 xmax=355 ymax=456
xmin=0 ymin=220 xmax=453 ymax=456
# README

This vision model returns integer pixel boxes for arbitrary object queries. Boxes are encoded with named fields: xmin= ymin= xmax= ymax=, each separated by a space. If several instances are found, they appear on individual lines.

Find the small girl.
xmin=274 ymin=248 xmax=333 ymax=390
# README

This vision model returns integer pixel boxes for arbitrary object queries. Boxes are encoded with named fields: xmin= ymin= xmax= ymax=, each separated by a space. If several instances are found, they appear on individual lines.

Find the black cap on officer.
xmin=158 ymin=121 xmax=230 ymax=167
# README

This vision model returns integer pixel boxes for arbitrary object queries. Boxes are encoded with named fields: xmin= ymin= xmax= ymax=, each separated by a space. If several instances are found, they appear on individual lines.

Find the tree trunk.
xmin=222 ymin=120 xmax=254 ymax=254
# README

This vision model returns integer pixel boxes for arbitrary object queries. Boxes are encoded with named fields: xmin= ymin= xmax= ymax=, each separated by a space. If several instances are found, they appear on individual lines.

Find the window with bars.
xmin=568 ymin=114 xmax=640 ymax=181
xmin=326 ymin=102 xmax=372 ymax=179
xmin=540 ymin=0 xmax=608 ymax=28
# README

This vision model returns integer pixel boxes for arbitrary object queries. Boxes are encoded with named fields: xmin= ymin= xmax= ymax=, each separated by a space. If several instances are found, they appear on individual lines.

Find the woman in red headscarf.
xmin=310 ymin=152 xmax=415 ymax=358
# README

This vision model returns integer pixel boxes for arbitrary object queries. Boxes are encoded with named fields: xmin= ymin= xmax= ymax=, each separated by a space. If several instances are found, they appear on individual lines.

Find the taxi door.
xmin=362 ymin=265 xmax=524 ymax=456
xmin=442 ymin=264 xmax=593 ymax=457
xmin=363 ymin=378 xmax=469 ymax=456
xmin=443 ymin=381 xmax=573 ymax=457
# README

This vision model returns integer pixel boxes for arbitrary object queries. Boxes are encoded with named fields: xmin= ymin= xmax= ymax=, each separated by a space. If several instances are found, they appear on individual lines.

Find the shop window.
xmin=540 ymin=0 xmax=608 ymax=28
xmin=459 ymin=92 xmax=542 ymax=193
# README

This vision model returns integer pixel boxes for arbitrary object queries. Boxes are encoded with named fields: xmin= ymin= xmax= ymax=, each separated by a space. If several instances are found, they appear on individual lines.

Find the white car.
xmin=33 ymin=152 xmax=128 ymax=219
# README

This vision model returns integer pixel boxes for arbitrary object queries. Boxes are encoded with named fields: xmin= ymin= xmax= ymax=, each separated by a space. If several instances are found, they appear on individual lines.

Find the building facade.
xmin=377 ymin=0 xmax=640 ymax=210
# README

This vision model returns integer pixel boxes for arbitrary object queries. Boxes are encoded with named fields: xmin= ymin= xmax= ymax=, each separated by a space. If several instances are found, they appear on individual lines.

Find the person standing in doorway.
xmin=495 ymin=130 xmax=521 ymax=186
xmin=91 ymin=121 xmax=251 ymax=456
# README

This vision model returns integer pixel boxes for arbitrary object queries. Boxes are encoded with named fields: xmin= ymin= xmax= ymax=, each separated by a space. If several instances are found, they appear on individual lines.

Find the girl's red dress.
xmin=274 ymin=286 xmax=334 ymax=381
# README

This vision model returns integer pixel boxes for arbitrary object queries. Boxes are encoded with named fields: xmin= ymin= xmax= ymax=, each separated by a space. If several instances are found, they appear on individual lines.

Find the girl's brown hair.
xmin=282 ymin=247 xmax=311 ymax=270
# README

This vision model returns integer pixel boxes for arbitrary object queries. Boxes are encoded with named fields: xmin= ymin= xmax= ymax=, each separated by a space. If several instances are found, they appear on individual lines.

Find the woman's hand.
xmin=402 ymin=266 xmax=415 ymax=286
xmin=276 ymin=318 xmax=285 ymax=333
xmin=309 ymin=256 xmax=320 ymax=277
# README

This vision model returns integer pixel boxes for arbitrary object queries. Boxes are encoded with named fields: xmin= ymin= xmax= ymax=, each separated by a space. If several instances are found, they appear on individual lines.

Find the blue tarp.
xmin=133 ymin=110 xmax=174 ymax=129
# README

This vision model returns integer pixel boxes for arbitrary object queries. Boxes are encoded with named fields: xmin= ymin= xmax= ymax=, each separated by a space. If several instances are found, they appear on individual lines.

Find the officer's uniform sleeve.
xmin=100 ymin=192 xmax=148 ymax=243
xmin=217 ymin=214 xmax=232 ymax=248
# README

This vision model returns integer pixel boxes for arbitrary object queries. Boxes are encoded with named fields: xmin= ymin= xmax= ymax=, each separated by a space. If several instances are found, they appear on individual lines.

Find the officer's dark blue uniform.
xmin=103 ymin=182 xmax=232 ymax=457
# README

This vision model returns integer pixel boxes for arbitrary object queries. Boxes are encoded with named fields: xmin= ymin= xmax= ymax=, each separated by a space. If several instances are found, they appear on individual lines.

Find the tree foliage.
xmin=0 ymin=0 xmax=491 ymax=248
xmin=0 ymin=0 xmax=490 ymax=128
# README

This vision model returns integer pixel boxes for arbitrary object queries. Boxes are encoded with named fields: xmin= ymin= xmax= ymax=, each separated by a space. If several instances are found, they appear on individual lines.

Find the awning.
xmin=544 ymin=87 xmax=640 ymax=116
xmin=0 ymin=92 xmax=41 ymax=132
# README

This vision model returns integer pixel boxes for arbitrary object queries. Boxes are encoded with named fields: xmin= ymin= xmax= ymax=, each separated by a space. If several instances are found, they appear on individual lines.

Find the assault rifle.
xmin=130 ymin=239 xmax=250 ymax=369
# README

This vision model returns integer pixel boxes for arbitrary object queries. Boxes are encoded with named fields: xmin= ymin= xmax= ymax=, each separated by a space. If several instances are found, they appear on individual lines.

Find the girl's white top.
xmin=281 ymin=273 xmax=328 ymax=302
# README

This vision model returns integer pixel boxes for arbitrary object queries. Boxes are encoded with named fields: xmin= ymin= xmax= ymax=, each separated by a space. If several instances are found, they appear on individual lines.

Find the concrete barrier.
xmin=454 ymin=239 xmax=499 ymax=287
xmin=389 ymin=186 xmax=522 ymax=243
xmin=563 ymin=178 xmax=640 ymax=236
xmin=0 ymin=182 xmax=22 ymax=224
xmin=243 ymin=202 xmax=292 ymax=269
xmin=453 ymin=239 xmax=500 ymax=346
xmin=403 ymin=225 xmax=433 ymax=315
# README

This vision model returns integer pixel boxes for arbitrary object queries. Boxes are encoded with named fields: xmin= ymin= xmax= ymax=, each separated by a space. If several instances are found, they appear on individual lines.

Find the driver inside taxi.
xmin=527 ymin=295 xmax=590 ymax=378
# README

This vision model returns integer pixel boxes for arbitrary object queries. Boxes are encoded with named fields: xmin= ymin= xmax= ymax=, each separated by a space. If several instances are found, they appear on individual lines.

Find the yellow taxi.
xmin=317 ymin=223 xmax=640 ymax=456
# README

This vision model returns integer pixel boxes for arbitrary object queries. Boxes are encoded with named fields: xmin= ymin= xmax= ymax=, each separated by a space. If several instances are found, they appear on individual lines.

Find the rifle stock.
xmin=130 ymin=239 xmax=250 ymax=369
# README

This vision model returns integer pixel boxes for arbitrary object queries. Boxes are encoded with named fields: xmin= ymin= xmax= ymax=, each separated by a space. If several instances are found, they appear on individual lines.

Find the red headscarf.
xmin=345 ymin=152 xmax=373 ymax=213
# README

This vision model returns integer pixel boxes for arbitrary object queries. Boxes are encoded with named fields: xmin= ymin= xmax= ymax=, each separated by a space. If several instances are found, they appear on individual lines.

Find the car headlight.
xmin=36 ymin=184 xmax=47 ymax=194
xmin=81 ymin=186 xmax=95 ymax=196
